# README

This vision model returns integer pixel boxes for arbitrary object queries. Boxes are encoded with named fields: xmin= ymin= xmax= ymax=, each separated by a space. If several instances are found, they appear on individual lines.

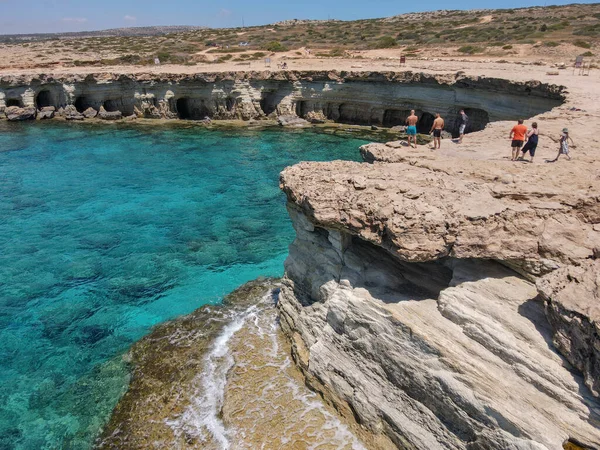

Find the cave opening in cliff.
xmin=6 ymin=98 xmax=21 ymax=107
xmin=260 ymin=92 xmax=278 ymax=116
xmin=463 ymin=108 xmax=490 ymax=134
xmin=74 ymin=96 xmax=89 ymax=113
xmin=103 ymin=100 xmax=120 ymax=112
xmin=226 ymin=97 xmax=236 ymax=112
xmin=337 ymin=103 xmax=372 ymax=125
xmin=176 ymin=98 xmax=192 ymax=119
xmin=36 ymin=90 xmax=54 ymax=109
xmin=417 ymin=112 xmax=435 ymax=134
xmin=382 ymin=109 xmax=411 ymax=127
xmin=295 ymin=100 xmax=307 ymax=117
xmin=175 ymin=98 xmax=211 ymax=120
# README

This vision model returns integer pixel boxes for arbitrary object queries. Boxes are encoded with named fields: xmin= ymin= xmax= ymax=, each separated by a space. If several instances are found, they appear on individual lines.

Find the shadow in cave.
xmin=74 ymin=96 xmax=90 ymax=113
xmin=36 ymin=90 xmax=54 ymax=109
xmin=260 ymin=91 xmax=278 ymax=116
xmin=5 ymin=98 xmax=21 ymax=107
xmin=176 ymin=97 xmax=211 ymax=120
xmin=417 ymin=112 xmax=435 ymax=134
xmin=103 ymin=100 xmax=120 ymax=112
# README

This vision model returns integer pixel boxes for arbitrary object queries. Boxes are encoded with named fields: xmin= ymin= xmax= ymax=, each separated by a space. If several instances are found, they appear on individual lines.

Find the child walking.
xmin=551 ymin=128 xmax=574 ymax=162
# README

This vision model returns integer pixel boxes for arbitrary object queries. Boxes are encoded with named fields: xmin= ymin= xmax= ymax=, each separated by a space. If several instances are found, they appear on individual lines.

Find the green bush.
xmin=372 ymin=36 xmax=398 ymax=48
xmin=580 ymin=51 xmax=594 ymax=57
xmin=457 ymin=45 xmax=482 ymax=54
xmin=502 ymin=44 xmax=513 ymax=49
xmin=574 ymin=40 xmax=591 ymax=48
xmin=544 ymin=41 xmax=560 ymax=47
xmin=264 ymin=41 xmax=288 ymax=52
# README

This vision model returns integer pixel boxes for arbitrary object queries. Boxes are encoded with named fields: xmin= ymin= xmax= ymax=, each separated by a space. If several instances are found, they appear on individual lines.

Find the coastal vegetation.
xmin=0 ymin=3 xmax=599 ymax=69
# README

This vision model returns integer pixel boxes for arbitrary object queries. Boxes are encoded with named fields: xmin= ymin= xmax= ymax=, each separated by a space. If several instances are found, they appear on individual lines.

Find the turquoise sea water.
xmin=0 ymin=122 xmax=366 ymax=450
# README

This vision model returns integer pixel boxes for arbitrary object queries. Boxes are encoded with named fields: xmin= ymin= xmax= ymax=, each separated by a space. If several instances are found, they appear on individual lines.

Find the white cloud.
xmin=62 ymin=17 xmax=88 ymax=23
xmin=124 ymin=15 xmax=137 ymax=22
xmin=219 ymin=9 xmax=232 ymax=17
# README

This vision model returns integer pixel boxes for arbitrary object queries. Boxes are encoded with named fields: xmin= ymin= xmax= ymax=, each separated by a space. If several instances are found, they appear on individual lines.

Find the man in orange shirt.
xmin=509 ymin=119 xmax=528 ymax=161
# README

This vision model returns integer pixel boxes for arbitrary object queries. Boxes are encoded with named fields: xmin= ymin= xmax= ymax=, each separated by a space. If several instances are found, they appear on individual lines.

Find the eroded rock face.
xmin=278 ymin=205 xmax=600 ymax=449
xmin=538 ymin=260 xmax=600 ymax=397
xmin=5 ymin=105 xmax=36 ymax=121
xmin=37 ymin=106 xmax=55 ymax=120
xmin=278 ymin=135 xmax=600 ymax=449
xmin=280 ymin=157 xmax=600 ymax=277
xmin=0 ymin=71 xmax=564 ymax=129
xmin=62 ymin=104 xmax=84 ymax=120
xmin=83 ymin=107 xmax=98 ymax=118
xmin=98 ymin=106 xmax=122 ymax=120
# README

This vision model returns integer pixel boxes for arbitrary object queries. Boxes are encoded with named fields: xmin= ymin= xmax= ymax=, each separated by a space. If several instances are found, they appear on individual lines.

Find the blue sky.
xmin=0 ymin=0 xmax=596 ymax=34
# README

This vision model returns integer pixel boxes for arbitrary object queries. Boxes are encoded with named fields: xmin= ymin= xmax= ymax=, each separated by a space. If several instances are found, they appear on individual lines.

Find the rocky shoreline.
xmin=0 ymin=70 xmax=564 ymax=137
xmin=11 ymin=64 xmax=594 ymax=449
xmin=276 ymin=134 xmax=600 ymax=448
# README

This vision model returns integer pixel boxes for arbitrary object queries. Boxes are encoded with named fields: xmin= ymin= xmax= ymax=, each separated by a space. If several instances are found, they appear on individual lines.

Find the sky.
xmin=0 ymin=0 xmax=597 ymax=34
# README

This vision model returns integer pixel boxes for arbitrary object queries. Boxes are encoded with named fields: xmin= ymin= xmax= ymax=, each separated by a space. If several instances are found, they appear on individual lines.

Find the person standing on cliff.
xmin=458 ymin=109 xmax=468 ymax=143
xmin=429 ymin=113 xmax=444 ymax=150
xmin=550 ymin=128 xmax=574 ymax=162
xmin=519 ymin=122 xmax=539 ymax=163
xmin=406 ymin=110 xmax=418 ymax=148
xmin=509 ymin=119 xmax=527 ymax=161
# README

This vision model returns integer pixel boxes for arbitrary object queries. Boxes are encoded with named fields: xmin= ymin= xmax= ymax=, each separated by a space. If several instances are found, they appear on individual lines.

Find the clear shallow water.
xmin=0 ymin=122 xmax=366 ymax=450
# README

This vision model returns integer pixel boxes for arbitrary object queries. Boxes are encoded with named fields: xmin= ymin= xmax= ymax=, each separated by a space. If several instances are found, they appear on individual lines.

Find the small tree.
xmin=372 ymin=36 xmax=398 ymax=49
xmin=540 ymin=24 xmax=548 ymax=32
xmin=264 ymin=41 xmax=288 ymax=52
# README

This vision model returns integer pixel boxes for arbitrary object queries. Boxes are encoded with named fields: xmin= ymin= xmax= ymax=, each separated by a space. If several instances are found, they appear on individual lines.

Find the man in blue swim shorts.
xmin=406 ymin=110 xmax=418 ymax=148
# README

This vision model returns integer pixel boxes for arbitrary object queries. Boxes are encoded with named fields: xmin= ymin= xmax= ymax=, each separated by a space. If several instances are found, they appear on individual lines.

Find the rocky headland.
xmin=5 ymin=60 xmax=595 ymax=449
xmin=276 ymin=63 xmax=600 ymax=448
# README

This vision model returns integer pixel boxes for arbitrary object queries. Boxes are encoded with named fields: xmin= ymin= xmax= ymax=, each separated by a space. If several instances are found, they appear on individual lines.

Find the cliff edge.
xmin=278 ymin=72 xmax=600 ymax=449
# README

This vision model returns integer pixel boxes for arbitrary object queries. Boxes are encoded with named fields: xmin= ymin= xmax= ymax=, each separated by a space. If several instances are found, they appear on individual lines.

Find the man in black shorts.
xmin=429 ymin=113 xmax=444 ymax=150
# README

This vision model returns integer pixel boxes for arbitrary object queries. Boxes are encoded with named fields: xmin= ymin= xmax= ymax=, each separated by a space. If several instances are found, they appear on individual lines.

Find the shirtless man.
xmin=405 ymin=110 xmax=418 ymax=148
xmin=429 ymin=113 xmax=444 ymax=150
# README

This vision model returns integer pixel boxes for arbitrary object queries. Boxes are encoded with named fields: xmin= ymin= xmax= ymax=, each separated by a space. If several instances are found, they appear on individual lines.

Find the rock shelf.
xmin=0 ymin=70 xmax=563 ymax=135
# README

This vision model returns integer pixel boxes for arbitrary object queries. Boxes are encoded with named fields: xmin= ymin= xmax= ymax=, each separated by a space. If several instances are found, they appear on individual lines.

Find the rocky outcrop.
xmin=98 ymin=106 xmax=122 ymax=120
xmin=277 ymin=204 xmax=600 ymax=449
xmin=83 ymin=107 xmax=98 ymax=118
xmin=280 ymin=156 xmax=599 ymax=277
xmin=0 ymin=71 xmax=564 ymax=132
xmin=37 ymin=106 xmax=55 ymax=119
xmin=278 ymin=114 xmax=309 ymax=127
xmin=538 ymin=260 xmax=600 ymax=398
xmin=61 ymin=105 xmax=84 ymax=120
xmin=5 ymin=105 xmax=36 ymax=121
xmin=277 ymin=144 xmax=600 ymax=449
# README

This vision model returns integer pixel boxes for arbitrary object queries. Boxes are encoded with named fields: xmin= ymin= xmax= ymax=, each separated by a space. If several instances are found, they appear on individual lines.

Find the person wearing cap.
xmin=551 ymin=128 xmax=574 ymax=162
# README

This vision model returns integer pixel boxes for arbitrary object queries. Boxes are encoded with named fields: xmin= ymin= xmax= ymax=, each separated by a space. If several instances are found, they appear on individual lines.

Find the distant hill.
xmin=0 ymin=26 xmax=206 ymax=43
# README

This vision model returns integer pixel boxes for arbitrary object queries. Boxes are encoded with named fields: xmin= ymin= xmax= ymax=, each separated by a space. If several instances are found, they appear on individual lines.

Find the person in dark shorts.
xmin=519 ymin=122 xmax=539 ymax=163
xmin=429 ymin=113 xmax=444 ymax=150
xmin=509 ymin=119 xmax=527 ymax=161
